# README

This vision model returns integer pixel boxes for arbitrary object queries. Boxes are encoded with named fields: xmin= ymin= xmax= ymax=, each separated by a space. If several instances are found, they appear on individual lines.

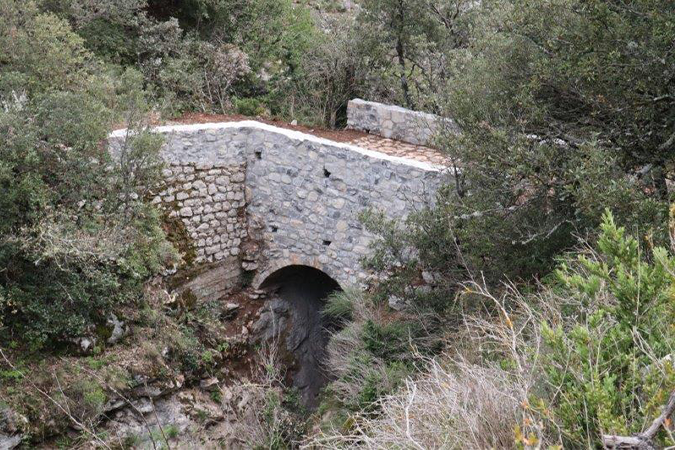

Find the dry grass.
xmin=306 ymin=282 xmax=556 ymax=449
xmin=222 ymin=338 xmax=305 ymax=449
xmin=309 ymin=355 xmax=534 ymax=449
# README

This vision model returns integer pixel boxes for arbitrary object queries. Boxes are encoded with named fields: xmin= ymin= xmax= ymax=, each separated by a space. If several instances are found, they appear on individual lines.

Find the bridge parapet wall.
xmin=110 ymin=121 xmax=450 ymax=289
xmin=346 ymin=98 xmax=458 ymax=147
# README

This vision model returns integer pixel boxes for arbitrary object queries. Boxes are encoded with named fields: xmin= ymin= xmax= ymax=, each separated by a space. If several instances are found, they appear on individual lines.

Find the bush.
xmin=538 ymin=210 xmax=675 ymax=447
xmin=233 ymin=97 xmax=266 ymax=117
xmin=361 ymin=0 xmax=674 ymax=316
xmin=322 ymin=289 xmax=359 ymax=323
xmin=317 ymin=210 xmax=675 ymax=448
xmin=320 ymin=290 xmax=442 ymax=417
xmin=0 ymin=2 xmax=177 ymax=350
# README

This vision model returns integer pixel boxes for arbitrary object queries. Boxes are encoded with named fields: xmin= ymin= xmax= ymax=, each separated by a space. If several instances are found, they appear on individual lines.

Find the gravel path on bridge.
xmin=345 ymin=135 xmax=451 ymax=167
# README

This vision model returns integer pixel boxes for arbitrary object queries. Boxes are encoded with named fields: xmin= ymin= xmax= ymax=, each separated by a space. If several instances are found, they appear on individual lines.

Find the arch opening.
xmin=254 ymin=265 xmax=341 ymax=408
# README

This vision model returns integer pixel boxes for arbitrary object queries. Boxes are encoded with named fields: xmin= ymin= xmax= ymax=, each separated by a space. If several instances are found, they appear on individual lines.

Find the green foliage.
xmin=357 ymin=0 xmax=472 ymax=109
xmin=363 ymin=0 xmax=674 ymax=315
xmin=0 ymin=3 xmax=93 ymax=95
xmin=441 ymin=0 xmax=673 ymax=252
xmin=233 ymin=97 xmax=266 ymax=117
xmin=164 ymin=424 xmax=180 ymax=439
xmin=320 ymin=289 xmax=439 ymax=416
xmin=539 ymin=211 xmax=675 ymax=447
xmin=322 ymin=289 xmax=358 ymax=323
xmin=361 ymin=319 xmax=414 ymax=361
xmin=360 ymin=204 xmax=477 ymax=313
xmin=0 ymin=1 xmax=176 ymax=350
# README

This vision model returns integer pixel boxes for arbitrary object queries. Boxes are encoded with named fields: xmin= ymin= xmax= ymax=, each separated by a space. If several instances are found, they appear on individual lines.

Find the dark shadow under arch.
xmin=258 ymin=265 xmax=341 ymax=408
xmin=260 ymin=264 xmax=341 ymax=293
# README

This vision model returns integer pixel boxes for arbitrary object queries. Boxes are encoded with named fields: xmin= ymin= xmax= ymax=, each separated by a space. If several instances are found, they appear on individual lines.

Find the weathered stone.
xmin=347 ymin=98 xmax=459 ymax=146
xmin=222 ymin=302 xmax=240 ymax=319
xmin=109 ymin=116 xmax=447 ymax=282
xmin=199 ymin=377 xmax=220 ymax=392
xmin=106 ymin=314 xmax=128 ymax=344
xmin=388 ymin=295 xmax=407 ymax=311
xmin=1 ymin=406 xmax=26 ymax=450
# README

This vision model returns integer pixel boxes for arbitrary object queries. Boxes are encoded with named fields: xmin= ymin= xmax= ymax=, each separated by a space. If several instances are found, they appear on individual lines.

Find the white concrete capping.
xmin=110 ymin=120 xmax=445 ymax=172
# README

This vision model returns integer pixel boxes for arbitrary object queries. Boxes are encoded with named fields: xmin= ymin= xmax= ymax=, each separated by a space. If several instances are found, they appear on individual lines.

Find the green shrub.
xmin=322 ymin=289 xmax=358 ymax=323
xmin=361 ymin=319 xmax=413 ymax=361
xmin=361 ymin=0 xmax=674 ymax=318
xmin=0 ymin=2 xmax=177 ymax=350
xmin=320 ymin=289 xmax=438 ymax=416
xmin=539 ymin=210 xmax=675 ymax=447
xmin=233 ymin=97 xmax=266 ymax=117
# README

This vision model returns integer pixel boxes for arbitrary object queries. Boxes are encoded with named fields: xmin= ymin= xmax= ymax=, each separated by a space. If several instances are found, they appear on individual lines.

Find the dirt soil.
xmin=166 ymin=112 xmax=371 ymax=143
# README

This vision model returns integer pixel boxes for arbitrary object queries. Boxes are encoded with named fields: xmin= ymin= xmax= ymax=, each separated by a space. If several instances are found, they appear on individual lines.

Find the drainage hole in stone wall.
xmin=323 ymin=167 xmax=331 ymax=178
xmin=271 ymin=225 xmax=278 ymax=233
xmin=255 ymin=150 xmax=262 ymax=160
xmin=322 ymin=240 xmax=332 ymax=246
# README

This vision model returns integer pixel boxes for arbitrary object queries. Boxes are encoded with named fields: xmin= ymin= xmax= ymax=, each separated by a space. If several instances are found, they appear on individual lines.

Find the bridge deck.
xmin=162 ymin=112 xmax=451 ymax=167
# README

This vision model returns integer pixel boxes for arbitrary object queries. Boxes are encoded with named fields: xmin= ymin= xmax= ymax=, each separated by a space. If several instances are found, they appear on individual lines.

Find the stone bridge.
xmin=110 ymin=100 xmax=451 ymax=405
xmin=109 ymin=100 xmax=451 ymax=301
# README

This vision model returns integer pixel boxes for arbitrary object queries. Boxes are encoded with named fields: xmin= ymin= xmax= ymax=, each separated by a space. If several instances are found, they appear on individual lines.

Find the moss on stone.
xmin=162 ymin=212 xmax=197 ymax=268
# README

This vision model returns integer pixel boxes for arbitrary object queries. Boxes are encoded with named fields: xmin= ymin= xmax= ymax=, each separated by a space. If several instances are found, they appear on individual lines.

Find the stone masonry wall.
xmin=109 ymin=121 xmax=450 ymax=289
xmin=156 ymin=163 xmax=247 ymax=264
xmin=346 ymin=98 xmax=458 ymax=147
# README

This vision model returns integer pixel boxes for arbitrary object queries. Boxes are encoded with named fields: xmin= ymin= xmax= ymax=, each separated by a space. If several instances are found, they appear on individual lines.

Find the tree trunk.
xmin=396 ymin=36 xmax=413 ymax=110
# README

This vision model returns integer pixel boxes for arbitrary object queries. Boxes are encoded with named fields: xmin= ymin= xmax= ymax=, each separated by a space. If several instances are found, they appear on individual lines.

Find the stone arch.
xmin=252 ymin=254 xmax=344 ymax=290
xmin=253 ymin=262 xmax=342 ymax=408
xmin=259 ymin=264 xmax=341 ymax=293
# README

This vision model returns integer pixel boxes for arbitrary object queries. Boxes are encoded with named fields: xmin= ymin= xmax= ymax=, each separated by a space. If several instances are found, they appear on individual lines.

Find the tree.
xmin=295 ymin=15 xmax=370 ymax=127
xmin=363 ymin=0 xmax=674 ymax=313
xmin=0 ymin=1 xmax=176 ymax=349
xmin=358 ymin=0 xmax=472 ymax=110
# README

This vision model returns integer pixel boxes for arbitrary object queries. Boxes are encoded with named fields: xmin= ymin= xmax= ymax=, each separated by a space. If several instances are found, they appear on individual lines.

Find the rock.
xmin=102 ymin=393 xmax=192 ymax=447
xmin=417 ymin=285 xmax=431 ymax=295
xmin=291 ymin=119 xmax=298 ymax=125
xmin=200 ymin=377 xmax=220 ymax=392
xmin=421 ymin=271 xmax=435 ymax=285
xmin=131 ymin=383 xmax=164 ymax=398
xmin=106 ymin=313 xmax=129 ymax=344
xmin=221 ymin=386 xmax=234 ymax=403
xmin=236 ymin=392 xmax=250 ymax=410
xmin=0 ymin=434 xmax=21 ymax=450
xmin=221 ymin=302 xmax=240 ymax=319
xmin=70 ymin=336 xmax=96 ymax=354
xmin=0 ymin=406 xmax=26 ymax=450
xmin=388 ymin=295 xmax=407 ymax=311
xmin=135 ymin=398 xmax=155 ymax=414
xmin=251 ymin=298 xmax=289 ymax=342
xmin=175 ymin=374 xmax=185 ymax=389
xmin=242 ymin=261 xmax=258 ymax=271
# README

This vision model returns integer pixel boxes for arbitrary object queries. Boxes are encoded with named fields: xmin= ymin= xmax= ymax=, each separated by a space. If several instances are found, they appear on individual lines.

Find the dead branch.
xmin=603 ymin=390 xmax=675 ymax=449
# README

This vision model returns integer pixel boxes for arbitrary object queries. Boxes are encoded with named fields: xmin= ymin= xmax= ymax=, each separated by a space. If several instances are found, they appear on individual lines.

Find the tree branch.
xmin=602 ymin=390 xmax=675 ymax=449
